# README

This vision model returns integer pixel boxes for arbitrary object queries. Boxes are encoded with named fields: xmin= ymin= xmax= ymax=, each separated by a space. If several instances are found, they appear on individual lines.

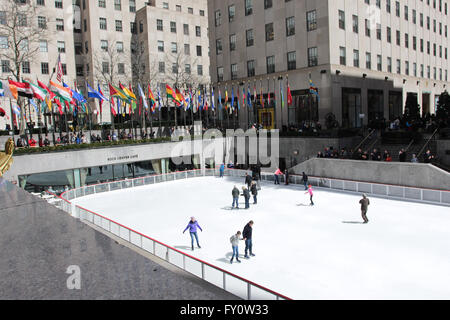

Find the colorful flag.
xmin=38 ymin=80 xmax=55 ymax=100
xmin=8 ymin=80 xmax=33 ymax=98
xmin=211 ymin=87 xmax=215 ymax=111
xmin=224 ymin=89 xmax=228 ymax=110
xmin=218 ymin=89 xmax=222 ymax=110
xmin=0 ymin=81 xmax=18 ymax=100
xmin=157 ymin=87 xmax=163 ymax=110
xmin=280 ymin=81 xmax=285 ymax=109
xmin=109 ymin=83 xmax=130 ymax=104
xmin=166 ymin=84 xmax=181 ymax=107
xmin=175 ymin=88 xmax=185 ymax=108
xmin=287 ymin=82 xmax=293 ymax=105
xmin=56 ymin=54 xmax=64 ymax=82
xmin=49 ymin=80 xmax=72 ymax=101
xmin=309 ymin=78 xmax=320 ymax=100
xmin=138 ymin=84 xmax=148 ymax=110
xmin=247 ymin=85 xmax=252 ymax=108
xmin=28 ymin=82 xmax=47 ymax=100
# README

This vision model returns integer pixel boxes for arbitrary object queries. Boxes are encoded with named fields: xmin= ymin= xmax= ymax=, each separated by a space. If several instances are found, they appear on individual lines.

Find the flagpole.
xmin=8 ymin=98 xmax=15 ymax=142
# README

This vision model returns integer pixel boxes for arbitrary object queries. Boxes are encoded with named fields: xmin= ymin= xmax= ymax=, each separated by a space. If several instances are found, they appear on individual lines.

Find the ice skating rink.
xmin=73 ymin=176 xmax=450 ymax=300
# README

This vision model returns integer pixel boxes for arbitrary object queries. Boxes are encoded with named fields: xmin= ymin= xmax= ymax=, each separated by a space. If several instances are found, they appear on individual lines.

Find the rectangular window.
xmin=340 ymin=47 xmax=346 ymax=65
xmin=266 ymin=56 xmax=275 ymax=74
xmin=286 ymin=17 xmax=295 ymax=36
xmin=247 ymin=60 xmax=255 ymax=77
xmin=246 ymin=29 xmax=254 ymax=47
xmin=245 ymin=0 xmax=253 ymax=16
xmin=288 ymin=51 xmax=297 ymax=70
xmin=353 ymin=50 xmax=359 ymax=67
xmin=339 ymin=10 xmax=345 ymax=29
xmin=265 ymin=23 xmax=274 ymax=41
xmin=56 ymin=18 xmax=64 ymax=31
xmin=308 ymin=48 xmax=318 ymax=67
xmin=228 ymin=5 xmax=235 ymax=22
xmin=353 ymin=15 xmax=359 ymax=33
xmin=115 ymin=20 xmax=122 ymax=32
xmin=99 ymin=17 xmax=107 ymax=30
xmin=41 ymin=62 xmax=49 ymax=75
xmin=231 ymin=63 xmax=238 ymax=79
xmin=307 ymin=10 xmax=317 ymax=31
xmin=229 ymin=34 xmax=236 ymax=51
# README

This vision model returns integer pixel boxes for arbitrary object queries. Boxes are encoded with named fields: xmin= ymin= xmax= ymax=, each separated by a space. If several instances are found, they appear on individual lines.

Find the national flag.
xmin=236 ymin=88 xmax=240 ymax=111
xmin=28 ymin=82 xmax=47 ymax=100
xmin=218 ymin=89 xmax=222 ymax=110
xmin=231 ymin=87 xmax=235 ymax=111
xmin=280 ymin=81 xmax=285 ymax=109
xmin=86 ymin=82 xmax=107 ymax=101
xmin=175 ymin=88 xmax=185 ymax=108
xmin=224 ymin=89 xmax=228 ymax=110
xmin=0 ymin=81 xmax=18 ymax=100
xmin=287 ymin=83 xmax=293 ymax=105
xmin=119 ymin=83 xmax=136 ymax=101
xmin=56 ymin=54 xmax=63 ymax=82
xmin=166 ymin=84 xmax=180 ymax=107
xmin=211 ymin=87 xmax=215 ymax=111
xmin=37 ymin=80 xmax=55 ymax=100
xmin=54 ymin=98 xmax=63 ymax=115
xmin=30 ymin=99 xmax=39 ymax=114
xmin=109 ymin=83 xmax=130 ymax=104
xmin=247 ymin=85 xmax=252 ymax=108
xmin=148 ymin=85 xmax=156 ymax=105
xmin=138 ymin=84 xmax=148 ymax=110
xmin=12 ymin=104 xmax=21 ymax=116
xmin=157 ymin=87 xmax=163 ymax=110
xmin=8 ymin=80 xmax=33 ymax=98
xmin=309 ymin=78 xmax=320 ymax=100
xmin=64 ymin=82 xmax=86 ymax=104
xmin=49 ymin=80 xmax=72 ymax=101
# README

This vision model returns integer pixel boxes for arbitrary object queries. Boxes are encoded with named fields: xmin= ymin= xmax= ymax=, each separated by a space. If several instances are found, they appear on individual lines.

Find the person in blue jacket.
xmin=219 ymin=163 xmax=225 ymax=177
xmin=183 ymin=217 xmax=203 ymax=251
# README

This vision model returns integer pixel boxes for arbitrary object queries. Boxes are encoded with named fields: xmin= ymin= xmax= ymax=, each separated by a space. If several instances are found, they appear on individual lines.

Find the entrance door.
xmin=422 ymin=93 xmax=430 ymax=116
xmin=258 ymin=108 xmax=275 ymax=129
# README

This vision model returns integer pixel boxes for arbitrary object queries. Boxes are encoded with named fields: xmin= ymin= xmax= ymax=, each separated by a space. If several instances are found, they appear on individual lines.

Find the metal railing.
xmin=52 ymin=168 xmax=291 ymax=301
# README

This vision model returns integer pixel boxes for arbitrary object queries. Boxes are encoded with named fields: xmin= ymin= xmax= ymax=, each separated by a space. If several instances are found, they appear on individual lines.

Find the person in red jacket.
xmin=274 ymin=168 xmax=282 ymax=185
xmin=28 ymin=137 xmax=36 ymax=147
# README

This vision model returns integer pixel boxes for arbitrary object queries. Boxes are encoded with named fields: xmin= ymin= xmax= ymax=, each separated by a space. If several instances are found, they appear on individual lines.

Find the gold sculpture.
xmin=0 ymin=138 xmax=14 ymax=177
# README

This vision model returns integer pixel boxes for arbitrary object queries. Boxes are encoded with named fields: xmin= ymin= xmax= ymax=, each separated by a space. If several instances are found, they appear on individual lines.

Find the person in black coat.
xmin=243 ymin=221 xmax=255 ymax=258
xmin=244 ymin=173 xmax=252 ymax=189
xmin=302 ymin=172 xmax=308 ymax=190
xmin=250 ymin=181 xmax=258 ymax=204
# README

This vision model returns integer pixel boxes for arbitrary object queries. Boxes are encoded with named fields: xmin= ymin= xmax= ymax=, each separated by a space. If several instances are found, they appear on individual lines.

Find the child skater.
xmin=304 ymin=185 xmax=314 ymax=206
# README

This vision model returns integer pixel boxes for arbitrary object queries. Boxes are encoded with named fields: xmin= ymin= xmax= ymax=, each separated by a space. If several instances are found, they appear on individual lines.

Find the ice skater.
xmin=274 ymin=168 xmax=282 ymax=185
xmin=232 ymin=185 xmax=240 ymax=209
xmin=284 ymin=169 xmax=290 ymax=185
xmin=183 ymin=217 xmax=203 ymax=250
xmin=250 ymin=181 xmax=258 ymax=204
xmin=243 ymin=220 xmax=255 ymax=258
xmin=229 ymin=231 xmax=243 ymax=264
xmin=302 ymin=172 xmax=308 ymax=190
xmin=241 ymin=186 xmax=250 ymax=209
xmin=219 ymin=163 xmax=225 ymax=178
xmin=359 ymin=194 xmax=370 ymax=224
xmin=245 ymin=173 xmax=252 ymax=189
xmin=305 ymin=185 xmax=314 ymax=206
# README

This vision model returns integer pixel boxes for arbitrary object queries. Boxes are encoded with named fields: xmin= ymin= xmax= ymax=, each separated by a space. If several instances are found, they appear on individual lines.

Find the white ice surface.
xmin=73 ymin=176 xmax=450 ymax=300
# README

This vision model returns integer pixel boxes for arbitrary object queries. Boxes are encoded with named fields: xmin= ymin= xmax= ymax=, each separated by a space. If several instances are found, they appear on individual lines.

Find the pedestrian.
xmin=219 ymin=163 xmax=225 ymax=178
xmin=250 ymin=181 xmax=258 ymax=204
xmin=304 ymin=185 xmax=314 ymax=206
xmin=359 ymin=194 xmax=370 ymax=224
xmin=274 ymin=168 xmax=282 ymax=185
xmin=182 ymin=217 xmax=203 ymax=250
xmin=411 ymin=154 xmax=419 ymax=163
xmin=302 ymin=172 xmax=308 ymax=190
xmin=232 ymin=185 xmax=240 ymax=209
xmin=229 ymin=231 xmax=243 ymax=264
xmin=243 ymin=221 xmax=255 ymax=259
xmin=284 ymin=169 xmax=290 ymax=185
xmin=241 ymin=186 xmax=250 ymax=209
xmin=245 ymin=172 xmax=252 ymax=188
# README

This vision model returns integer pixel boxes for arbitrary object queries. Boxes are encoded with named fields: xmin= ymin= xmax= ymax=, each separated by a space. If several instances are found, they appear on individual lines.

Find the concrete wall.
xmin=292 ymin=158 xmax=450 ymax=190
xmin=437 ymin=139 xmax=450 ymax=166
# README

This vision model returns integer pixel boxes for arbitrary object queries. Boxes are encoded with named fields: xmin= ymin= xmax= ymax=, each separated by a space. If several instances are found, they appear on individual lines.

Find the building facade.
xmin=208 ymin=0 xmax=450 ymax=129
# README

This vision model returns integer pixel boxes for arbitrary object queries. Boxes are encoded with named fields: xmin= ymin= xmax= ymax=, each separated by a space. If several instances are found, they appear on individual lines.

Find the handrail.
xmin=352 ymin=129 xmax=375 ymax=155
xmin=404 ymin=139 xmax=415 ymax=153
xmin=364 ymin=137 xmax=379 ymax=153
xmin=417 ymin=128 xmax=439 ymax=159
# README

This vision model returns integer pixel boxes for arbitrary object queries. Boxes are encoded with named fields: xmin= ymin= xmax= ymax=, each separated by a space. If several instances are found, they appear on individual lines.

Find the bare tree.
xmin=0 ymin=0 xmax=47 ymax=133
xmin=165 ymin=50 xmax=207 ymax=92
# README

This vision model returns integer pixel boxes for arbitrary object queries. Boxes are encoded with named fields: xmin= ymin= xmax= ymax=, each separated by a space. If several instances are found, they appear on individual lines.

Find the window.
xmin=200 ymin=10 xmax=205 ymax=16
xmin=264 ymin=0 xmax=272 ymax=9
xmin=99 ymin=0 xmax=106 ymax=8
xmin=188 ymin=7 xmax=193 ymax=14
xmin=288 ymin=51 xmax=297 ymax=70
xmin=130 ymin=22 xmax=137 ymax=34
xmin=171 ymin=42 xmax=177 ymax=53
xmin=196 ymin=45 xmax=202 ymax=56
xmin=377 ymin=55 xmax=382 ymax=71
xmin=114 ymin=0 xmax=121 ymax=10
xmin=307 ymin=47 xmax=317 ymax=67
xmin=39 ymin=40 xmax=48 ymax=52
xmin=0 ymin=36 xmax=8 ymax=49
xmin=101 ymin=40 xmax=108 ymax=51
xmin=183 ymin=24 xmax=189 ymax=35
xmin=195 ymin=26 xmax=201 ymax=37
xmin=228 ymin=5 xmax=235 ymax=22
xmin=115 ymin=20 xmax=122 ymax=32
xmin=365 ymin=19 xmax=371 ymax=37
xmin=176 ymin=5 xmax=181 ymax=12
xmin=366 ymin=52 xmax=371 ymax=69
xmin=397 ymin=59 xmax=401 ymax=74
xmin=405 ymin=33 xmax=409 ymax=48
xmin=55 ymin=0 xmax=63 ymax=9
xmin=118 ymin=63 xmax=125 ymax=74
xmin=307 ymin=10 xmax=317 ymax=31
xmin=1 ymin=60 xmax=9 ymax=73
xmin=266 ymin=56 xmax=275 ymax=74
xmin=22 ymin=61 xmax=30 ymax=74
xmin=170 ymin=21 xmax=176 ymax=33
xmin=215 ymin=10 xmax=221 ymax=26
xmin=102 ymin=62 xmax=109 ymax=74
xmin=247 ymin=60 xmax=255 ymax=77
xmin=387 ymin=27 xmax=391 ymax=42
xmin=339 ymin=47 xmax=346 ymax=65
xmin=41 ymin=62 xmax=49 ymax=75
xmin=352 ymin=15 xmax=358 ymax=33
xmin=76 ymin=64 xmax=84 ymax=76
xmin=229 ymin=34 xmax=236 ymax=51
xmin=265 ymin=23 xmax=274 ymax=41
xmin=376 ymin=23 xmax=381 ymax=40
xmin=75 ymin=42 xmax=82 ymax=54
xmin=99 ymin=17 xmax=107 ymax=30
xmin=116 ymin=41 xmax=124 ymax=52
xmin=158 ymin=62 xmax=165 ymax=73
xmin=184 ymin=44 xmax=190 ymax=55
xmin=57 ymin=41 xmax=65 ymax=53
xmin=185 ymin=64 xmax=191 ymax=74
xmin=129 ymin=0 xmax=136 ymax=12
xmin=56 ymin=18 xmax=64 ymax=31
xmin=339 ymin=10 xmax=345 ymax=29
xmin=158 ymin=41 xmax=164 ymax=52
xmin=38 ymin=16 xmax=47 ymax=29
xmin=217 ymin=67 xmax=224 ymax=82
xmin=353 ymin=50 xmax=359 ymax=67
xmin=0 ymin=11 xmax=6 ymax=25
xmin=17 ymin=14 xmax=27 ymax=27
xmin=246 ymin=29 xmax=254 ymax=47
xmin=405 ymin=61 xmax=409 ymax=75
xmin=197 ymin=65 xmax=203 ymax=76
xmin=157 ymin=19 xmax=163 ymax=31
xmin=37 ymin=0 xmax=45 ymax=5
xmin=245 ymin=0 xmax=253 ymax=16
xmin=286 ymin=17 xmax=295 ymax=36
xmin=387 ymin=57 xmax=392 ymax=73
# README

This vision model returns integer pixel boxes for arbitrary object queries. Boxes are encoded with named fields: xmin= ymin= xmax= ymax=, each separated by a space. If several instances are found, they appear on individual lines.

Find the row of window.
xmin=35 ymin=0 xmax=64 ymax=9
xmin=363 ymin=0 xmax=448 ymax=16
xmin=339 ymin=47 xmax=448 ymax=80
xmin=0 ymin=60 xmax=67 ymax=76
